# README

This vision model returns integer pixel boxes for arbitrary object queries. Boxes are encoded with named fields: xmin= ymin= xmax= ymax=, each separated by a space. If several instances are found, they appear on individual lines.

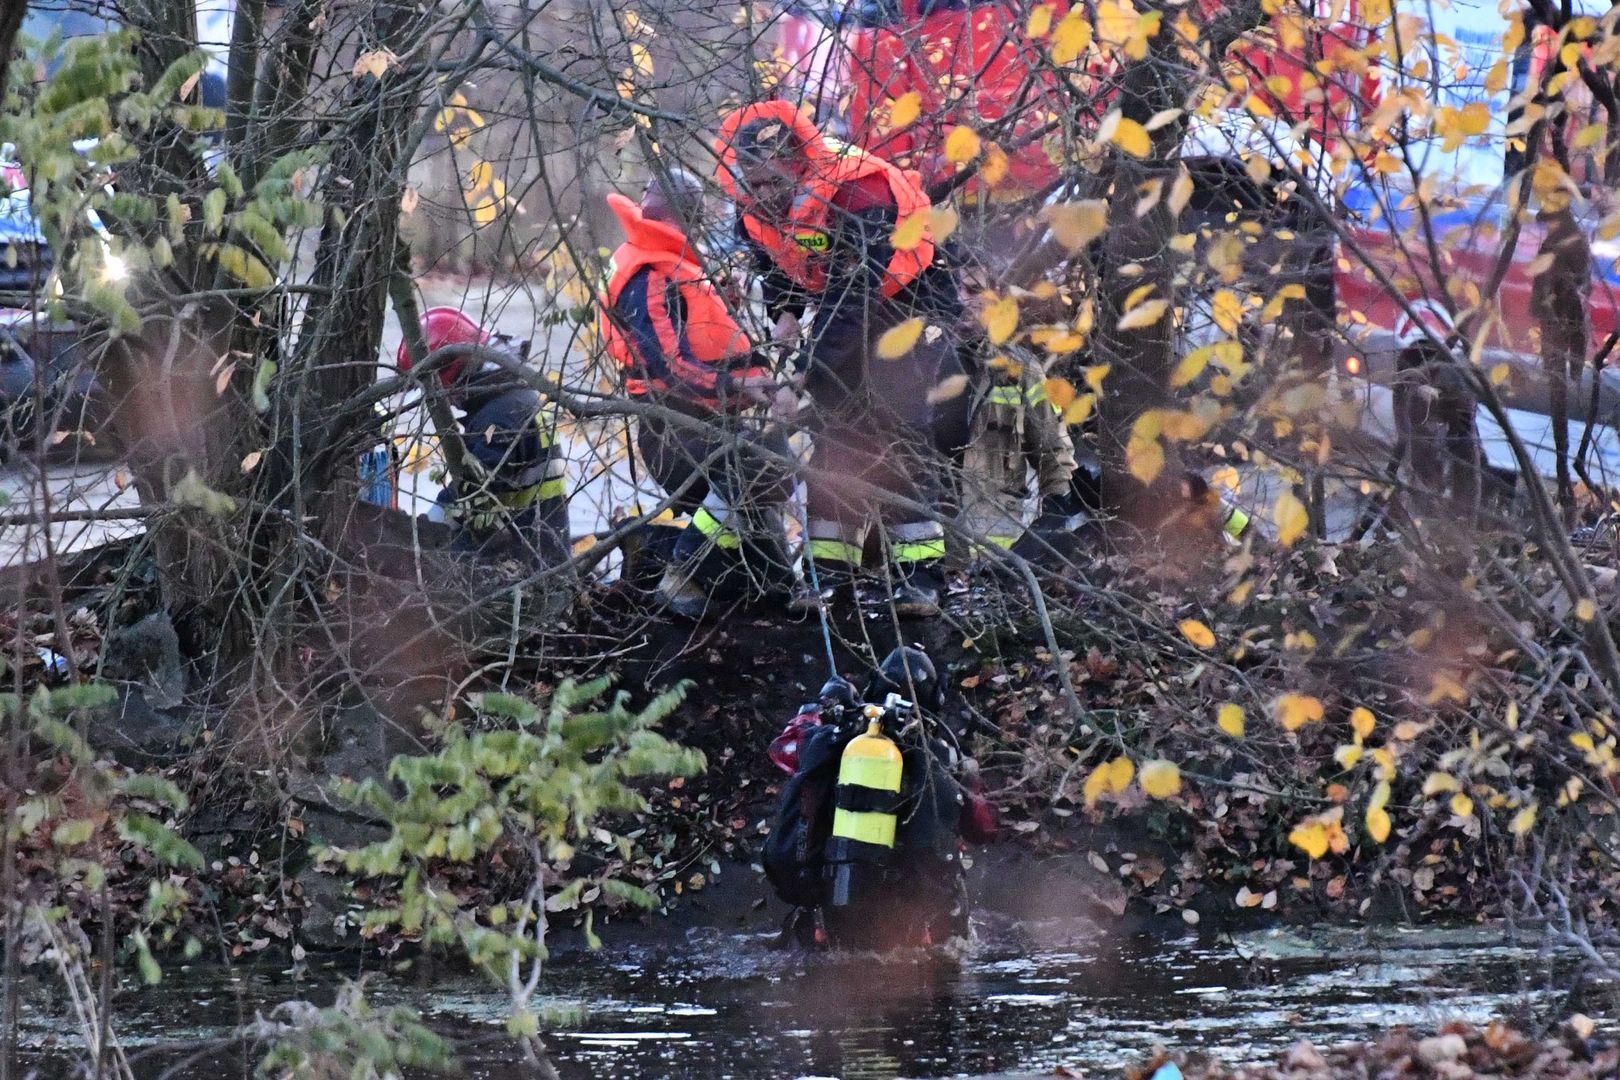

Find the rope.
xmin=804 ymin=546 xmax=838 ymax=678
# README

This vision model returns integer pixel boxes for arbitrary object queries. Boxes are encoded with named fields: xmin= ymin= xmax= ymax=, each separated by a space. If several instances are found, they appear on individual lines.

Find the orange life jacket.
xmin=715 ymin=100 xmax=936 ymax=299
xmin=600 ymin=193 xmax=753 ymax=401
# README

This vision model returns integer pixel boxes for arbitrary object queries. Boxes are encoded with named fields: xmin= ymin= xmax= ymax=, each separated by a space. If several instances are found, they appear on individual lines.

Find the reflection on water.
xmin=12 ymin=921 xmax=1577 ymax=1080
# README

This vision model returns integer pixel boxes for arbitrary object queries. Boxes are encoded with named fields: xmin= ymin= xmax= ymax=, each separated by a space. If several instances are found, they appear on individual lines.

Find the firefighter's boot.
xmin=656 ymin=507 xmax=740 ymax=619
xmin=792 ymin=525 xmax=863 ymax=614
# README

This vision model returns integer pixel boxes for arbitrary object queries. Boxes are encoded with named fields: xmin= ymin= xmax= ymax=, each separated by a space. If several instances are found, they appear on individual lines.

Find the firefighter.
xmin=956 ymin=348 xmax=1087 ymax=560
xmin=714 ymin=99 xmax=969 ymax=617
xmin=600 ymin=169 xmax=796 ymax=617
xmin=1531 ymin=204 xmax=1592 ymax=521
xmin=763 ymin=646 xmax=996 ymax=949
xmin=1391 ymin=300 xmax=1481 ymax=520
xmin=395 ymin=307 xmax=569 ymax=567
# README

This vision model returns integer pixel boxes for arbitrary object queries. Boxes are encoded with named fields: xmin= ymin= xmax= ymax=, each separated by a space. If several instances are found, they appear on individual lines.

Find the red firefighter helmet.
xmin=395 ymin=306 xmax=488 ymax=385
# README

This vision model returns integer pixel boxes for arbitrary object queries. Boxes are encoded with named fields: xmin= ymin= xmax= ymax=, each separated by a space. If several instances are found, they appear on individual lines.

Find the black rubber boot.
xmin=787 ymin=562 xmax=857 ymax=615
xmin=656 ymin=528 xmax=736 ymax=620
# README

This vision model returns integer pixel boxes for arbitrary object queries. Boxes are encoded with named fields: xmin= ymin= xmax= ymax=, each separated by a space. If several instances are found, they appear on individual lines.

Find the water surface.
xmin=14 ymin=920 xmax=1580 ymax=1079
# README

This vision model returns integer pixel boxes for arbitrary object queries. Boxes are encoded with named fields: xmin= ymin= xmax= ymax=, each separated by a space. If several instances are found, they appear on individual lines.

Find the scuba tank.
xmin=826 ymin=696 xmax=907 ymax=908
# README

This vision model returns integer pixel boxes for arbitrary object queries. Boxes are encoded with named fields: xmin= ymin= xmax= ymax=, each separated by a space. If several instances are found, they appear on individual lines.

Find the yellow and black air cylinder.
xmin=826 ymin=707 xmax=905 ymax=908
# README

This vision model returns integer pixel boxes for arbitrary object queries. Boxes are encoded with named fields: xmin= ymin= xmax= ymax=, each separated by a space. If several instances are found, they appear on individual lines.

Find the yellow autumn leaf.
xmin=892 ymin=211 xmax=929 ymax=251
xmin=1178 ymin=619 xmax=1215 ymax=649
xmin=926 ymin=374 xmax=970 ymax=403
xmin=1139 ymin=760 xmax=1182 ymax=799
xmin=1217 ymin=703 xmax=1245 ymax=738
xmin=1095 ymin=0 xmax=1136 ymax=45
xmin=1457 ymin=100 xmax=1490 ymax=136
xmin=1576 ymin=597 xmax=1597 ymax=622
xmin=1510 ymin=804 xmax=1537 ymax=835
xmin=1144 ymin=107 xmax=1182 ymax=132
xmin=1050 ymin=10 xmax=1093 ymax=63
xmin=1167 ymin=168 xmax=1195 ymax=216
xmin=1170 ymin=343 xmax=1214 ymax=389
xmin=1321 ymin=809 xmax=1347 ymax=854
xmin=1365 ymin=805 xmax=1391 ymax=844
xmin=1275 ymin=692 xmax=1325 ymax=731
xmin=1082 ymin=755 xmax=1136 ymax=807
xmin=1485 ymin=58 xmax=1509 ymax=94
xmin=1082 ymin=765 xmax=1112 ymax=807
xmin=630 ymin=42 xmax=654 ymax=77
xmin=929 ymin=205 xmax=960 ymax=243
xmin=876 ymin=318 xmax=925 ymax=359
xmin=1037 ymin=330 xmax=1085 ymax=355
xmin=1126 ymin=436 xmax=1165 ymax=485
xmin=1260 ymin=283 xmax=1306 ymax=323
xmin=1042 ymin=200 xmax=1108 ymax=251
xmin=944 ymin=124 xmax=982 ymax=164
xmin=1421 ymin=772 xmax=1460 ymax=797
xmin=1027 ymin=2 xmax=1054 ymax=37
xmin=1117 ymin=298 xmax=1168 ymax=331
xmin=1334 ymin=743 xmax=1363 ymax=769
xmin=1044 ymin=377 xmax=1077 ymax=410
xmin=1368 ymin=778 xmax=1391 ymax=813
xmin=1211 ymin=290 xmax=1243 ymax=335
xmin=1427 ymin=668 xmax=1469 ymax=705
xmin=1350 ymin=707 xmax=1376 ymax=741
xmin=1084 ymin=364 xmax=1110 ymax=393
xmin=982 ymin=295 xmax=1020 ymax=345
xmin=1122 ymin=283 xmax=1156 ymax=311
xmin=981 ymin=144 xmax=1010 ymax=187
xmin=1063 ymin=394 xmax=1096 ymax=425
xmin=1274 ymin=491 xmax=1308 ymax=546
xmin=1450 ymin=792 xmax=1475 ymax=818
xmin=1111 ymin=117 xmax=1152 ymax=158
xmin=1289 ymin=820 xmax=1330 ymax=859
xmin=888 ymin=90 xmax=922 ymax=130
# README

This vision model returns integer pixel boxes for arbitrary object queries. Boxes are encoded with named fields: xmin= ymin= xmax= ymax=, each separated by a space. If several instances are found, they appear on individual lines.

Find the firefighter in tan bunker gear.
xmin=956 ymin=353 xmax=1082 ymax=555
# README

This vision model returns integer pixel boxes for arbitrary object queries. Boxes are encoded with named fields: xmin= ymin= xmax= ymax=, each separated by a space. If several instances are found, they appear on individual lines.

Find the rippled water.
xmin=12 ymin=920 xmax=1582 ymax=1079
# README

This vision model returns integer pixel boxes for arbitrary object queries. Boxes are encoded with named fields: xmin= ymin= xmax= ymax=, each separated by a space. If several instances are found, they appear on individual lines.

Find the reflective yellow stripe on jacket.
xmin=808 ymin=538 xmax=862 ymax=565
xmin=691 ymin=506 xmax=740 ymax=549
xmin=495 ymin=477 xmax=567 ymax=508
xmin=987 ymin=383 xmax=1058 ymax=411
xmin=890 ymin=538 xmax=947 ymax=563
